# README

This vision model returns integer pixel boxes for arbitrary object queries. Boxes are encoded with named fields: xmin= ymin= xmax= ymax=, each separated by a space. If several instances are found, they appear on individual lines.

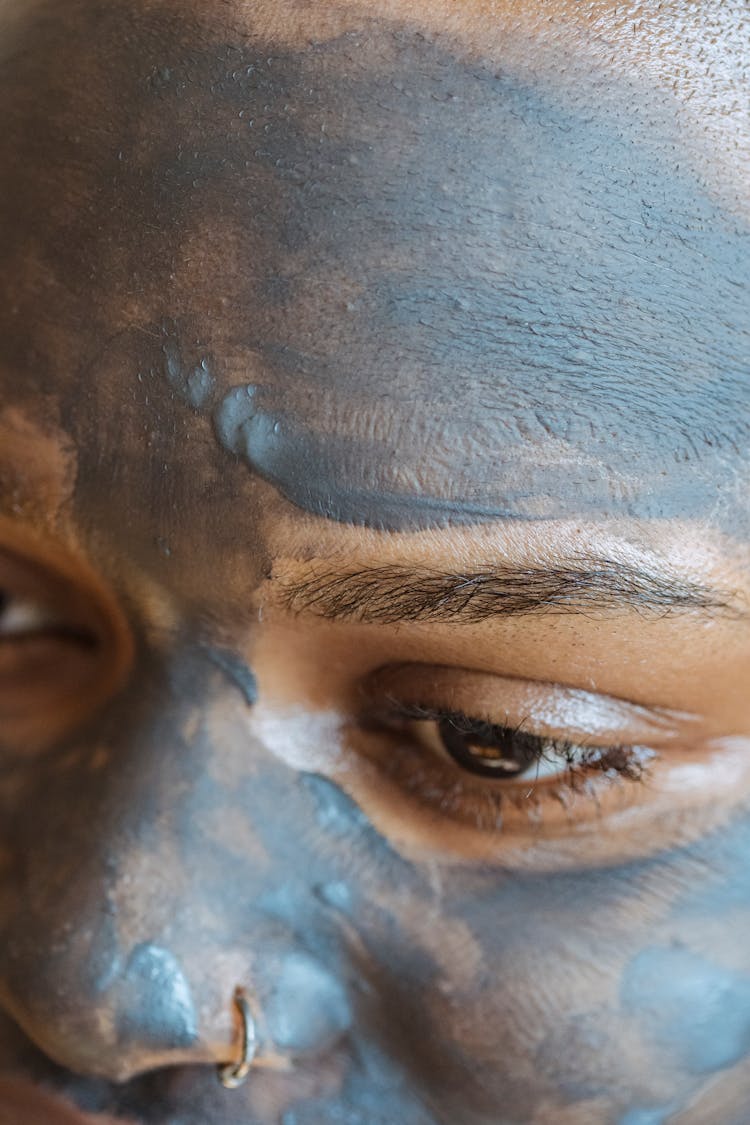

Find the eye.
xmin=0 ymin=588 xmax=82 ymax=638
xmin=0 ymin=545 xmax=130 ymax=752
xmin=416 ymin=712 xmax=581 ymax=782
xmin=394 ymin=704 xmax=651 ymax=791
xmin=353 ymin=680 xmax=662 ymax=842
xmin=313 ymin=657 xmax=749 ymax=865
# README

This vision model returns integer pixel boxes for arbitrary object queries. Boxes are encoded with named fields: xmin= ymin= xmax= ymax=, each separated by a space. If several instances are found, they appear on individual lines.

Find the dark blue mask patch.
xmin=3 ymin=14 xmax=747 ymax=533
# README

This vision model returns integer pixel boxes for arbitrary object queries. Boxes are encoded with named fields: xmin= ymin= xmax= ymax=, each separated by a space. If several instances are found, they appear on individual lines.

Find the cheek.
xmin=368 ymin=823 xmax=750 ymax=1123
xmin=621 ymin=947 xmax=750 ymax=1076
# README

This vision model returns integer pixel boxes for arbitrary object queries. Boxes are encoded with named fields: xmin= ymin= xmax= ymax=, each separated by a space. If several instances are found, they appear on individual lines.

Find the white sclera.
xmin=0 ymin=594 xmax=62 ymax=636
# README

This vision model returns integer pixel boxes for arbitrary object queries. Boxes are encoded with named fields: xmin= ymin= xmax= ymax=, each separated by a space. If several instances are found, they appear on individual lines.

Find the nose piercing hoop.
xmin=218 ymin=987 xmax=258 ymax=1089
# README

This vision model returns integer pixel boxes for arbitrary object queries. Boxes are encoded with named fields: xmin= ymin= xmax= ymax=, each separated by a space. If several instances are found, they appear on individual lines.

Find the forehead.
xmin=0 ymin=2 xmax=748 ymax=535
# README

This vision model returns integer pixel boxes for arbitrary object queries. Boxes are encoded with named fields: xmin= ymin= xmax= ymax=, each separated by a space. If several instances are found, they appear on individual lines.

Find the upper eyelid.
xmin=383 ymin=699 xmax=513 ymax=730
xmin=367 ymin=664 xmax=702 ymax=736
xmin=365 ymin=674 xmax=704 ymax=752
xmin=381 ymin=700 xmax=589 ymax=747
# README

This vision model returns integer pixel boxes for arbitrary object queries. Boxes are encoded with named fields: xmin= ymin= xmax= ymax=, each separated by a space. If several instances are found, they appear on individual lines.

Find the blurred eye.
xmin=0 ymin=546 xmax=128 ymax=751
xmin=0 ymin=589 xmax=76 ymax=637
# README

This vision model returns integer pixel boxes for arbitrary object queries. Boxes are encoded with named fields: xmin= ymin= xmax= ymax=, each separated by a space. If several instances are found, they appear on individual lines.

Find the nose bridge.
xmin=13 ymin=642 xmax=265 ymax=917
xmin=0 ymin=647 xmax=355 ymax=1083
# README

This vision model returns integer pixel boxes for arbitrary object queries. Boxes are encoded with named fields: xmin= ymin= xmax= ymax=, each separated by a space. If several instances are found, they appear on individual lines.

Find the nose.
xmin=0 ymin=651 xmax=352 ymax=1083
xmin=1 ymin=904 xmax=351 ymax=1083
xmin=1 ymin=927 xmax=208 ymax=1082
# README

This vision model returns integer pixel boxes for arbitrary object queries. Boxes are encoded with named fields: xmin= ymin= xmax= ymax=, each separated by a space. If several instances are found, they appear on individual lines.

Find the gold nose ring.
xmin=218 ymin=987 xmax=258 ymax=1089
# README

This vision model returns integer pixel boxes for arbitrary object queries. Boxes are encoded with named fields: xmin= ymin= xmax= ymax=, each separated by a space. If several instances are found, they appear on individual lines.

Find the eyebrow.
xmin=276 ymin=557 xmax=744 ymax=625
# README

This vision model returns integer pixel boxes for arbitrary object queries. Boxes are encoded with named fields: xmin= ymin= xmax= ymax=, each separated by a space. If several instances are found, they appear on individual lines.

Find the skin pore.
xmin=0 ymin=0 xmax=749 ymax=1122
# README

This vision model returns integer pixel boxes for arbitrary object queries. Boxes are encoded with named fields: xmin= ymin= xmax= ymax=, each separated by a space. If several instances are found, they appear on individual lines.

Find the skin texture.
xmin=0 ymin=1 xmax=749 ymax=1122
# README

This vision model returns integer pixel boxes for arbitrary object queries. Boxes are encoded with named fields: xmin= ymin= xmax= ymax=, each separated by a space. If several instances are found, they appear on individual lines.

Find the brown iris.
xmin=437 ymin=717 xmax=548 ymax=779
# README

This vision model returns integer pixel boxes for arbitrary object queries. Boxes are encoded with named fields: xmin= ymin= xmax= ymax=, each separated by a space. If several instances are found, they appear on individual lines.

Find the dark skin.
xmin=1 ymin=1 xmax=749 ymax=1122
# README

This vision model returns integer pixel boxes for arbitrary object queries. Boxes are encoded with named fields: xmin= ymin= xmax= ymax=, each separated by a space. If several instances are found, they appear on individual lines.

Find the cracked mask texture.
xmin=1 ymin=5 xmax=748 ymax=531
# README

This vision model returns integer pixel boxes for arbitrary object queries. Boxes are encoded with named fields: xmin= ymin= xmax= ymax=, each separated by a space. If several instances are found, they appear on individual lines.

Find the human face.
xmin=0 ymin=1 xmax=749 ymax=1123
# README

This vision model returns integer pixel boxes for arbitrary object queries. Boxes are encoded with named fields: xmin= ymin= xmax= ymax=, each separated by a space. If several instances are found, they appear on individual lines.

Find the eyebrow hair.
xmin=276 ymin=558 xmax=743 ymax=625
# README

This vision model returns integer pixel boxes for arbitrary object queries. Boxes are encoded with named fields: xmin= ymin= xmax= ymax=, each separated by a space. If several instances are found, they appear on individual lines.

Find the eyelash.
xmin=369 ymin=701 xmax=656 ymax=831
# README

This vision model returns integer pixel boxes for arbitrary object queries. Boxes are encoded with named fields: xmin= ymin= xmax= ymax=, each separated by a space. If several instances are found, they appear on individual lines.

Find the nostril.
xmin=2 ymin=892 xmax=355 ymax=1086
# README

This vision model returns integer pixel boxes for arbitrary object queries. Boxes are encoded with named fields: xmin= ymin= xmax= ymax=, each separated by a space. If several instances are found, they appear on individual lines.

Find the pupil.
xmin=438 ymin=719 xmax=542 ymax=780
